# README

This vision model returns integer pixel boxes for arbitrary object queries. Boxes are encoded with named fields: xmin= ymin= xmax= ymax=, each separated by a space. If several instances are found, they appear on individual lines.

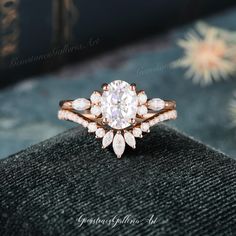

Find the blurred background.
xmin=1 ymin=0 xmax=236 ymax=159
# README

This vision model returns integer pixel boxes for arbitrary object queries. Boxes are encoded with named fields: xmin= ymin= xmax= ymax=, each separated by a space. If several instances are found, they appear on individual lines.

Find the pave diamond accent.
xmin=101 ymin=80 xmax=138 ymax=129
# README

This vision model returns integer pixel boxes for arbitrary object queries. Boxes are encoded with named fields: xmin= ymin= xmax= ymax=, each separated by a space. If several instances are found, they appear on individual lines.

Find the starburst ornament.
xmin=173 ymin=22 xmax=236 ymax=86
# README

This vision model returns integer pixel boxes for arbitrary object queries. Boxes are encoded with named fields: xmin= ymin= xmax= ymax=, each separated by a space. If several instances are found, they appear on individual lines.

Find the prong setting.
xmin=130 ymin=118 xmax=136 ymax=124
xmin=102 ymin=83 xmax=109 ymax=91
xmin=102 ymin=118 xmax=108 ymax=124
xmin=130 ymin=83 xmax=136 ymax=91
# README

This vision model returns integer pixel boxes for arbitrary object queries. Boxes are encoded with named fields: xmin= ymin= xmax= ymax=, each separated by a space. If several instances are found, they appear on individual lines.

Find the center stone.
xmin=101 ymin=80 xmax=138 ymax=129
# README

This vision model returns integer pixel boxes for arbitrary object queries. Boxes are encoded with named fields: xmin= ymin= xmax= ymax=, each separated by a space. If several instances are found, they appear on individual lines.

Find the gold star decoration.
xmin=172 ymin=22 xmax=236 ymax=86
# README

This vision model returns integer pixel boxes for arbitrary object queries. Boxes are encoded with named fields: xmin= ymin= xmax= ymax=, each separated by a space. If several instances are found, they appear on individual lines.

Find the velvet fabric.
xmin=0 ymin=125 xmax=236 ymax=235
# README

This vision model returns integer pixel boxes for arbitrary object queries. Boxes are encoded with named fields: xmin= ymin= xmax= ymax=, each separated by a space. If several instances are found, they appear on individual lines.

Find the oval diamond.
xmin=101 ymin=80 xmax=138 ymax=129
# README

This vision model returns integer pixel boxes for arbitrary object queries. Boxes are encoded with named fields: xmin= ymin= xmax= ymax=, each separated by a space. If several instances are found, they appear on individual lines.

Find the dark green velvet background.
xmin=0 ymin=125 xmax=236 ymax=235
xmin=1 ymin=7 xmax=236 ymax=159
xmin=1 ymin=3 xmax=236 ymax=236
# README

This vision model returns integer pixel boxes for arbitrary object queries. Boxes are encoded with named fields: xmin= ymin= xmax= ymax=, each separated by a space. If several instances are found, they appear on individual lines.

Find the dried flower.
xmin=196 ymin=22 xmax=236 ymax=43
xmin=173 ymin=22 xmax=236 ymax=86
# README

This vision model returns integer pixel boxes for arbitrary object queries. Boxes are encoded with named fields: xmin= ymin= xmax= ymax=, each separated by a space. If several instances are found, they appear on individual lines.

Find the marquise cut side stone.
xmin=148 ymin=98 xmax=165 ymax=111
xmin=113 ymin=133 xmax=126 ymax=158
xmin=102 ymin=131 xmax=114 ymax=148
xmin=124 ymin=132 xmax=136 ymax=149
xmin=72 ymin=98 xmax=91 ymax=111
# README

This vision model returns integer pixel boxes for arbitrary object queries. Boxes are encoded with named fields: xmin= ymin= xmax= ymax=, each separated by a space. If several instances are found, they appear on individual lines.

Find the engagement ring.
xmin=58 ymin=80 xmax=177 ymax=158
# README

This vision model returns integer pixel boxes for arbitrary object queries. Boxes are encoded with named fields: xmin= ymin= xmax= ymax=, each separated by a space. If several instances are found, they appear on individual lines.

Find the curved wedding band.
xmin=58 ymin=80 xmax=177 ymax=158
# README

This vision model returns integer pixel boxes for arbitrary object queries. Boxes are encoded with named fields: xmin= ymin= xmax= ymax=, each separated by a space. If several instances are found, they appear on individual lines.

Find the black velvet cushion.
xmin=0 ymin=125 xmax=236 ymax=235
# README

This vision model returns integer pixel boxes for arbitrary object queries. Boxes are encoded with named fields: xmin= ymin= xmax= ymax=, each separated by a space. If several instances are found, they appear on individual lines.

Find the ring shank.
xmin=164 ymin=100 xmax=176 ymax=110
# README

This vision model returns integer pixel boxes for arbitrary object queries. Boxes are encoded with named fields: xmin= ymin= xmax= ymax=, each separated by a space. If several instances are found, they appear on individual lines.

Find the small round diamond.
xmin=101 ymin=80 xmax=138 ymax=129
xmin=149 ymin=119 xmax=155 ymax=126
xmin=82 ymin=120 xmax=89 ymax=128
xmin=124 ymin=131 xmax=136 ymax=148
xmin=138 ymin=91 xmax=147 ymax=105
xmin=75 ymin=116 xmax=83 ymax=124
xmin=88 ymin=122 xmax=97 ymax=132
xmin=137 ymin=105 xmax=148 ymax=116
xmin=96 ymin=128 xmax=105 ymax=138
xmin=132 ymin=128 xmax=142 ymax=138
xmin=141 ymin=123 xmax=150 ymax=132
xmin=91 ymin=105 xmax=101 ymax=116
xmin=90 ymin=91 xmax=101 ymax=104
